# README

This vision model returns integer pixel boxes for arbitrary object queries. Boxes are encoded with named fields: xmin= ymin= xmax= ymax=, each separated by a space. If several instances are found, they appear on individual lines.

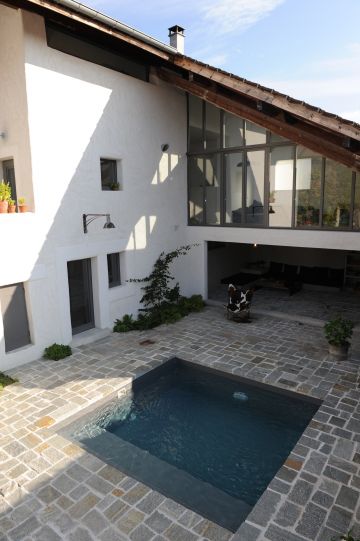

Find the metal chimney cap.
xmin=168 ymin=25 xmax=185 ymax=36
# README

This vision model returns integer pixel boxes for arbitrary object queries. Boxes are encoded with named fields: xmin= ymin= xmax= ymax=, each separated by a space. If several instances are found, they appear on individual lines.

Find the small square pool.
xmin=61 ymin=358 xmax=320 ymax=532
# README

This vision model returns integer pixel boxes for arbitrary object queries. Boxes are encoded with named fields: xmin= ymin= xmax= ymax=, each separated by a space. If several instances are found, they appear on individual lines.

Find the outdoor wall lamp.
xmin=0 ymin=132 xmax=5 ymax=139
xmin=83 ymin=213 xmax=115 ymax=233
xmin=161 ymin=144 xmax=169 ymax=152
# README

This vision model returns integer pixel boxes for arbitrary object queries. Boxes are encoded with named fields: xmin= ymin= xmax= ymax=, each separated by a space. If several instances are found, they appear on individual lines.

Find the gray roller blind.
xmin=0 ymin=283 xmax=31 ymax=352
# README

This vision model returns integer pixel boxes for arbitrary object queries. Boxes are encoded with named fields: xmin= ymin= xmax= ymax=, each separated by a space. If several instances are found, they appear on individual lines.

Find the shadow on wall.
xmin=9 ymin=9 xmax=190 ymax=352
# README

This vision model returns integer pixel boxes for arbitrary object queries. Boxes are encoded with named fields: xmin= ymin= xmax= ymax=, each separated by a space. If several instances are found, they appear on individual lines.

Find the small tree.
xmin=129 ymin=245 xmax=192 ymax=311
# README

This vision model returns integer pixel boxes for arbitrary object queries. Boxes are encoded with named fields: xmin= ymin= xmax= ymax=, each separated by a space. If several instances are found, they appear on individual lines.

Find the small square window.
xmin=107 ymin=253 xmax=121 ymax=288
xmin=101 ymin=159 xmax=119 ymax=191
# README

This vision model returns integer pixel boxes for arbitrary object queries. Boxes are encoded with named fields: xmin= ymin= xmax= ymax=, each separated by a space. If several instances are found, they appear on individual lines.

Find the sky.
xmin=83 ymin=0 xmax=360 ymax=123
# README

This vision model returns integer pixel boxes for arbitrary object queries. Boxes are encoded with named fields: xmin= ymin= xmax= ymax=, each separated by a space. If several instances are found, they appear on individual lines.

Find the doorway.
xmin=67 ymin=258 xmax=94 ymax=334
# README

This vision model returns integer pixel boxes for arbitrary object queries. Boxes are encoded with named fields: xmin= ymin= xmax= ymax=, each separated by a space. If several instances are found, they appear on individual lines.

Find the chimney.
xmin=168 ymin=25 xmax=185 ymax=54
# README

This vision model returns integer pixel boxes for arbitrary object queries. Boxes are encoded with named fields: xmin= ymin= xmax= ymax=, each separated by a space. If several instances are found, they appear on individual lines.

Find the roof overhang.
xmin=3 ymin=0 xmax=360 ymax=171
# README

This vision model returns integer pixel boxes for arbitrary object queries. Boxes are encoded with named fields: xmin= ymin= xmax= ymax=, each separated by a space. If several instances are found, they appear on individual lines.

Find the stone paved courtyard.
xmin=210 ymin=285 xmax=360 ymax=324
xmin=1 ymin=306 xmax=360 ymax=540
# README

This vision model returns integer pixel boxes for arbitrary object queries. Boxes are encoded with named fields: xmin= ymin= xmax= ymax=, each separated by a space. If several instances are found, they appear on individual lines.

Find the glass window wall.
xmin=295 ymin=146 xmax=322 ymax=227
xmin=225 ymin=152 xmax=243 ymax=224
xmin=224 ymin=112 xmax=244 ymax=148
xmin=269 ymin=146 xmax=294 ymax=227
xmin=323 ymin=159 xmax=352 ymax=228
xmin=205 ymin=155 xmax=221 ymax=225
xmin=188 ymin=156 xmax=205 ymax=225
xmin=245 ymin=120 xmax=266 ymax=145
xmin=245 ymin=150 xmax=265 ymax=225
xmin=188 ymin=95 xmax=203 ymax=152
xmin=205 ymin=103 xmax=221 ymax=151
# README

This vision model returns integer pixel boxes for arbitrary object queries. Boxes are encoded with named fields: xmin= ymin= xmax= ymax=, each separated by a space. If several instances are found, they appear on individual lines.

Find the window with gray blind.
xmin=0 ymin=283 xmax=31 ymax=352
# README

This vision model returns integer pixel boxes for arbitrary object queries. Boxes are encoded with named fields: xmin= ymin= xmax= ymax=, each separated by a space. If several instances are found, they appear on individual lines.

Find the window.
xmin=269 ymin=146 xmax=294 ymax=227
xmin=323 ymin=159 xmax=352 ymax=228
xmin=101 ymin=159 xmax=119 ymax=191
xmin=1 ymin=159 xmax=17 ymax=204
xmin=295 ymin=146 xmax=322 ymax=227
xmin=107 ymin=253 xmax=121 ymax=288
xmin=187 ymin=96 xmax=358 ymax=230
xmin=0 ymin=283 xmax=31 ymax=352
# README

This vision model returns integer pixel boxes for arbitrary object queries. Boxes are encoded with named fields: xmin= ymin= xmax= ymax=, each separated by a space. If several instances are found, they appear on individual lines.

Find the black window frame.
xmin=107 ymin=252 xmax=121 ymax=288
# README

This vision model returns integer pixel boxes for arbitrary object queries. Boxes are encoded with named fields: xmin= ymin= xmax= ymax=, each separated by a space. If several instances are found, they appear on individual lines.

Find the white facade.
xmin=0 ymin=5 xmax=359 ymax=371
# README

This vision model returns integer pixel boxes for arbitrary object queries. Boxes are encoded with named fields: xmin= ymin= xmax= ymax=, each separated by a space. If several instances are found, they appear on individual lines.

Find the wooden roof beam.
xmin=156 ymin=67 xmax=360 ymax=172
xmin=173 ymin=58 xmax=360 ymax=141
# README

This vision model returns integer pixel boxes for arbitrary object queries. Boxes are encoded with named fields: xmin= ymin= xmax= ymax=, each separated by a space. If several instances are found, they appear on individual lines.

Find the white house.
xmin=0 ymin=0 xmax=359 ymax=371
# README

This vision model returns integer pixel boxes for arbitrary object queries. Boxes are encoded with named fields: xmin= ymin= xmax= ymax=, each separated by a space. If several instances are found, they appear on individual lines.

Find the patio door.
xmin=67 ymin=258 xmax=94 ymax=334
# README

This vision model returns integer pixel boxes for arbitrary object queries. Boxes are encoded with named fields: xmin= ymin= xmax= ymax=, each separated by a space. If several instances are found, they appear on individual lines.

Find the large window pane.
xmin=245 ymin=120 xmax=266 ymax=145
xmin=224 ymin=112 xmax=244 ymax=148
xmin=354 ymin=173 xmax=360 ymax=229
xmin=188 ymin=95 xmax=203 ymax=152
xmin=205 ymin=155 xmax=221 ymax=224
xmin=323 ymin=159 xmax=352 ymax=228
xmin=205 ymin=103 xmax=221 ymax=151
xmin=245 ymin=150 xmax=265 ymax=225
xmin=295 ymin=147 xmax=322 ymax=227
xmin=269 ymin=146 xmax=294 ymax=227
xmin=188 ymin=156 xmax=204 ymax=224
xmin=225 ymin=152 xmax=243 ymax=223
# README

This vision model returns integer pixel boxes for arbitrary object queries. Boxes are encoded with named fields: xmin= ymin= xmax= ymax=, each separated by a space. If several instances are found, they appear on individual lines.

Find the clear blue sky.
xmin=84 ymin=0 xmax=360 ymax=123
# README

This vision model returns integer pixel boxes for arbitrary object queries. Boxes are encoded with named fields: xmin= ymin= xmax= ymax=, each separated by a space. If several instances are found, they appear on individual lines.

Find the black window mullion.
xmin=264 ymin=148 xmax=270 ymax=227
xmin=319 ymin=157 xmax=326 ymax=226
xmin=242 ymin=150 xmax=246 ymax=224
xmin=350 ymin=171 xmax=356 ymax=230
xmin=291 ymin=146 xmax=296 ymax=228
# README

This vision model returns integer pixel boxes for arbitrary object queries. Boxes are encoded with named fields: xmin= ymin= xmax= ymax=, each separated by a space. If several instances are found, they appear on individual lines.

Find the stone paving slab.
xmin=0 ymin=306 xmax=360 ymax=540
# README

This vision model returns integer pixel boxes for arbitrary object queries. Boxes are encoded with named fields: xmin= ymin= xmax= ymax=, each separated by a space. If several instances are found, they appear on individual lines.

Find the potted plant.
xmin=324 ymin=316 xmax=354 ymax=360
xmin=0 ymin=182 xmax=11 ymax=213
xmin=8 ymin=199 xmax=16 ymax=213
xmin=18 ymin=197 xmax=28 ymax=213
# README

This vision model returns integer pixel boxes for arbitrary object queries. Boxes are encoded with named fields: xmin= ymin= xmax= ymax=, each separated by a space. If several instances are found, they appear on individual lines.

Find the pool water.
xmin=67 ymin=359 xmax=319 ymax=532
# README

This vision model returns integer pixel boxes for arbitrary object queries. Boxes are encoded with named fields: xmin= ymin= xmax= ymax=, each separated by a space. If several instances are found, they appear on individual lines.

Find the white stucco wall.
xmin=0 ymin=9 xmax=188 ymax=370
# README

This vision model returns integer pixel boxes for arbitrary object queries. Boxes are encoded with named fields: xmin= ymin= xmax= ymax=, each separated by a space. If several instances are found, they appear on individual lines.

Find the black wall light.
xmin=161 ymin=144 xmax=169 ymax=152
xmin=83 ymin=213 xmax=115 ymax=234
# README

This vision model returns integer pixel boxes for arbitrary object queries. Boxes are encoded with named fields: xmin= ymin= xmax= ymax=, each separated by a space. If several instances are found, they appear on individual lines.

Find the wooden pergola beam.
xmin=173 ymin=58 xmax=360 ymax=142
xmin=157 ymin=68 xmax=360 ymax=172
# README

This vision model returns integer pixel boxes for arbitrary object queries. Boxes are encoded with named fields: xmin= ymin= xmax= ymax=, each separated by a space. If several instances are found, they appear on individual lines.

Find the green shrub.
xmin=0 ymin=372 xmax=17 ymax=390
xmin=44 ymin=343 xmax=72 ymax=361
xmin=324 ymin=317 xmax=354 ymax=346
xmin=113 ymin=314 xmax=136 ymax=332
xmin=0 ymin=181 xmax=11 ymax=202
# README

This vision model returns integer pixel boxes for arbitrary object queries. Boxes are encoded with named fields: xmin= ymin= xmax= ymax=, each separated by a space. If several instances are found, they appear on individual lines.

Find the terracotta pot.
xmin=18 ymin=204 xmax=28 ymax=213
xmin=0 ymin=200 xmax=8 ymax=213
xmin=8 ymin=205 xmax=16 ymax=213
xmin=329 ymin=342 xmax=349 ymax=361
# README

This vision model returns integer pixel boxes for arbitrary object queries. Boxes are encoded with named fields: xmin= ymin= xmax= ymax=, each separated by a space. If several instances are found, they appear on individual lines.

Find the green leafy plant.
xmin=324 ymin=317 xmax=354 ymax=346
xmin=8 ymin=199 xmax=15 ymax=206
xmin=18 ymin=197 xmax=25 ymax=205
xmin=113 ymin=246 xmax=204 ymax=333
xmin=0 ymin=181 xmax=11 ymax=202
xmin=129 ymin=245 xmax=192 ymax=310
xmin=0 ymin=372 xmax=17 ymax=391
xmin=44 ymin=343 xmax=72 ymax=361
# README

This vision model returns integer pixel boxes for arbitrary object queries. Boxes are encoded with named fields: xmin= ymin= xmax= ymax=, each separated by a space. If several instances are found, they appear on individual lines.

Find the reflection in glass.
xmin=224 ymin=112 xmax=244 ymax=148
xmin=188 ymin=156 xmax=204 ymax=225
xmin=205 ymin=155 xmax=221 ymax=225
xmin=354 ymin=174 xmax=360 ymax=229
xmin=245 ymin=151 xmax=265 ymax=225
xmin=323 ymin=159 xmax=352 ymax=228
xmin=270 ymin=132 xmax=288 ymax=143
xmin=225 ymin=152 xmax=243 ymax=223
xmin=269 ymin=146 xmax=294 ymax=227
xmin=205 ymin=103 xmax=221 ymax=151
xmin=295 ymin=147 xmax=322 ymax=227
xmin=245 ymin=120 xmax=266 ymax=145
xmin=188 ymin=95 xmax=203 ymax=152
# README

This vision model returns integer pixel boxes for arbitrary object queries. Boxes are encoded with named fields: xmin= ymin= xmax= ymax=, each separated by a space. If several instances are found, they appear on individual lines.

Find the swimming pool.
xmin=62 ymin=358 xmax=320 ymax=532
